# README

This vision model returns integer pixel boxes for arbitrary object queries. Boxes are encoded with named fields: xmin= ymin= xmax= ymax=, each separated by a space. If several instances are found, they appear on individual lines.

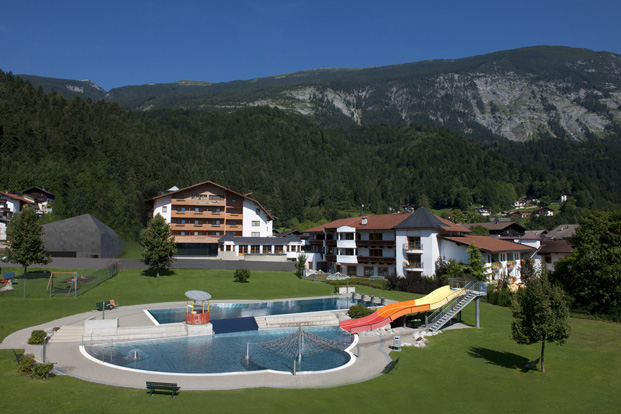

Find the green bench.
xmin=146 ymin=381 xmax=180 ymax=398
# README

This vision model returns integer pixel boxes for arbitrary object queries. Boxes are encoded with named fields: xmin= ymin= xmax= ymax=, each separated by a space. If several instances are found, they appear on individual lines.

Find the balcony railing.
xmin=357 ymin=256 xmax=396 ymax=264
xmin=356 ymin=240 xmax=396 ymax=248
xmin=402 ymin=242 xmax=423 ymax=252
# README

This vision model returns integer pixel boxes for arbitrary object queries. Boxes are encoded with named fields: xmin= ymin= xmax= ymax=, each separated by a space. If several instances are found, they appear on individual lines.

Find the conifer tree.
xmin=140 ymin=214 xmax=177 ymax=277
xmin=466 ymin=243 xmax=487 ymax=281
xmin=5 ymin=207 xmax=51 ymax=274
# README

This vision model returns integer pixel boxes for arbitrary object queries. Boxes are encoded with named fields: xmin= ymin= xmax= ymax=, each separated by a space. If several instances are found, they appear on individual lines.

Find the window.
xmin=251 ymin=245 xmax=260 ymax=254
xmin=369 ymin=233 xmax=383 ymax=241
xmin=195 ymin=207 xmax=200 ymax=212
xmin=212 ymin=207 xmax=221 ymax=213
xmin=194 ymin=219 xmax=200 ymax=225
xmin=342 ymin=233 xmax=354 ymax=240
xmin=263 ymin=245 xmax=272 ymax=254
xmin=256 ymin=208 xmax=260 ymax=215
xmin=407 ymin=236 xmax=421 ymax=249
xmin=209 ymin=194 xmax=224 ymax=200
xmin=251 ymin=232 xmax=260 ymax=237
xmin=369 ymin=248 xmax=383 ymax=257
xmin=378 ymin=267 xmax=389 ymax=277
xmin=179 ymin=219 xmax=186 ymax=224
xmin=226 ymin=245 xmax=231 ymax=252
xmin=347 ymin=266 xmax=357 ymax=276
xmin=194 ymin=231 xmax=199 ymax=235
xmin=500 ymin=253 xmax=506 ymax=261
xmin=213 ymin=220 xmax=221 ymax=225
xmin=252 ymin=220 xmax=260 ymax=226
xmin=232 ymin=198 xmax=237 ymax=203
xmin=364 ymin=267 xmax=374 ymax=277
xmin=275 ymin=245 xmax=284 ymax=254
xmin=239 ymin=245 xmax=248 ymax=254
xmin=341 ymin=248 xmax=355 ymax=256
xmin=162 ymin=206 xmax=167 ymax=213
xmin=178 ymin=207 xmax=186 ymax=212
xmin=180 ymin=231 xmax=186 ymax=235
xmin=544 ymin=255 xmax=552 ymax=264
xmin=230 ymin=209 xmax=236 ymax=214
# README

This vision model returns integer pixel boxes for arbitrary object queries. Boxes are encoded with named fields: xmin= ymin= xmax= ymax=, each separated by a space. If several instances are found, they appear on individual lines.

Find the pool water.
xmin=84 ymin=326 xmax=354 ymax=374
xmin=148 ymin=297 xmax=365 ymax=325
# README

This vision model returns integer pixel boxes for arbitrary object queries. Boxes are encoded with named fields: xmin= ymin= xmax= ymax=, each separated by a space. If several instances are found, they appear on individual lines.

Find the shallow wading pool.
xmin=83 ymin=326 xmax=356 ymax=374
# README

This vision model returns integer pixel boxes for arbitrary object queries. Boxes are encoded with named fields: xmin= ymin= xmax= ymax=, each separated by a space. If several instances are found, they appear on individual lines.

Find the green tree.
xmin=552 ymin=210 xmax=621 ymax=316
xmin=434 ymin=257 xmax=467 ymax=285
xmin=233 ymin=268 xmax=250 ymax=283
xmin=140 ymin=214 xmax=177 ymax=277
xmin=5 ymin=207 xmax=51 ymax=273
xmin=511 ymin=275 xmax=571 ymax=372
xmin=469 ymin=225 xmax=490 ymax=236
xmin=465 ymin=243 xmax=487 ymax=281
xmin=295 ymin=254 xmax=307 ymax=279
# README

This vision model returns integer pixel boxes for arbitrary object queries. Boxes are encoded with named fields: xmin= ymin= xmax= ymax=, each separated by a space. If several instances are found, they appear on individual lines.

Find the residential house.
xmin=462 ymin=221 xmax=527 ymax=238
xmin=0 ymin=192 xmax=36 ymax=241
xmin=537 ymin=240 xmax=572 ymax=271
xmin=533 ymin=207 xmax=554 ymax=217
xmin=22 ymin=187 xmax=55 ymax=215
xmin=148 ymin=181 xmax=274 ymax=256
xmin=543 ymin=224 xmax=579 ymax=240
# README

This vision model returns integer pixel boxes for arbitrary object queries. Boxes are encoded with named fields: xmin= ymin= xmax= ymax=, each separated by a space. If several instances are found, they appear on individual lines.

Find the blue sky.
xmin=2 ymin=0 xmax=619 ymax=91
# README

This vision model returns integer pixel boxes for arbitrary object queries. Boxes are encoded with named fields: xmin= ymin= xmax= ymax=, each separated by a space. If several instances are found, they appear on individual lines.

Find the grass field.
xmin=0 ymin=268 xmax=619 ymax=413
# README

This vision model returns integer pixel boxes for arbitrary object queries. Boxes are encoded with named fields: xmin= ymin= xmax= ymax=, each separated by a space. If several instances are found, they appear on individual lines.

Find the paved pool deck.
xmin=0 ymin=298 xmax=417 ymax=391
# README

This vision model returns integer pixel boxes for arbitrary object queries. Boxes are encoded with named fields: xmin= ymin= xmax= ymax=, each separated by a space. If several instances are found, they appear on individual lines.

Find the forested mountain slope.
xmin=1 ymin=71 xmax=619 ymax=238
xmin=20 ymin=46 xmax=621 ymax=142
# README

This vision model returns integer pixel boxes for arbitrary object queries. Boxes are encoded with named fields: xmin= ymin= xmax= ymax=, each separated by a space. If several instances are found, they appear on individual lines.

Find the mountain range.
xmin=17 ymin=46 xmax=621 ymax=142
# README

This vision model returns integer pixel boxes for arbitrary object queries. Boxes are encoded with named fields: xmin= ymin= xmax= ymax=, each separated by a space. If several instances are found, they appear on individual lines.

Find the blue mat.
xmin=211 ymin=317 xmax=258 ymax=334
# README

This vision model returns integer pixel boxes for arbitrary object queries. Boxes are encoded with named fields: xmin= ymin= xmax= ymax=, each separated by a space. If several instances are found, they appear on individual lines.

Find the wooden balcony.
xmin=356 ymin=240 xmax=395 ymax=248
xmin=309 ymin=240 xmax=324 ymax=246
xmin=325 ymin=240 xmax=337 ymax=247
xmin=325 ymin=254 xmax=336 ymax=262
xmin=357 ymin=256 xmax=396 ymax=264
xmin=172 ymin=198 xmax=225 ymax=207
xmin=171 ymin=210 xmax=224 ymax=219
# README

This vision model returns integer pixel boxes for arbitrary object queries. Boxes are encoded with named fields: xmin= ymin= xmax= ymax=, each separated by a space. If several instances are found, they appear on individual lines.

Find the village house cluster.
xmin=1 ymin=180 xmax=572 ymax=281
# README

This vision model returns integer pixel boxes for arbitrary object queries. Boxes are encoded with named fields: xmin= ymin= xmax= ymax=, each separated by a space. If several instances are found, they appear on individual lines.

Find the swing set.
xmin=46 ymin=271 xmax=79 ymax=296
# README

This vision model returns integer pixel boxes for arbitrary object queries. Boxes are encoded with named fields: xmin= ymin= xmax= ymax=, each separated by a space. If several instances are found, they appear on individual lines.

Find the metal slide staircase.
xmin=427 ymin=279 xmax=487 ymax=333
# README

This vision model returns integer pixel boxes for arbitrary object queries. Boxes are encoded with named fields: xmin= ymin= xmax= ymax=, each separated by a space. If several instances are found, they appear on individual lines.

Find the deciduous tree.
xmin=511 ymin=275 xmax=571 ymax=372
xmin=552 ymin=210 xmax=621 ymax=316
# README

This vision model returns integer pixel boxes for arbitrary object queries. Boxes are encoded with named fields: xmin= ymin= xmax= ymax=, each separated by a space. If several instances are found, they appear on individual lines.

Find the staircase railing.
xmin=427 ymin=279 xmax=486 ymax=332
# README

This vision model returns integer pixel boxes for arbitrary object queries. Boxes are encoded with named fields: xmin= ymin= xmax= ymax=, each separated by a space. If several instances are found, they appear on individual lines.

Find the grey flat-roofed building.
xmin=42 ymin=214 xmax=122 ymax=258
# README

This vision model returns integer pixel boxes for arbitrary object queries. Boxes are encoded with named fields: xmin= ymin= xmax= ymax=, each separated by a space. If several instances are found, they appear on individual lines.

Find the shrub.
xmin=348 ymin=304 xmax=374 ymax=319
xmin=32 ymin=363 xmax=54 ymax=379
xmin=27 ymin=330 xmax=47 ymax=345
xmin=487 ymin=283 xmax=514 ymax=307
xmin=233 ymin=268 xmax=250 ymax=283
xmin=18 ymin=354 xmax=36 ymax=375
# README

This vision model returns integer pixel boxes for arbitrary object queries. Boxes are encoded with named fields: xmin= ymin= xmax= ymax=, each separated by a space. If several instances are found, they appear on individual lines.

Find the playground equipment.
xmin=340 ymin=279 xmax=487 ymax=334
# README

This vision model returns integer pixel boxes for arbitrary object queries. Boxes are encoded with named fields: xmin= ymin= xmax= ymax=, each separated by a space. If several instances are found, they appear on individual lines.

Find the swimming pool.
xmin=83 ymin=326 xmax=355 ymax=374
xmin=147 ymin=297 xmax=366 ymax=325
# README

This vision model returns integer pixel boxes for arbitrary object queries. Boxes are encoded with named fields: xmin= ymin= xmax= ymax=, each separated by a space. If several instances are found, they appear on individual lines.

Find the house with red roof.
xmin=0 ymin=192 xmax=36 ymax=242
xmin=303 ymin=207 xmax=538 ymax=281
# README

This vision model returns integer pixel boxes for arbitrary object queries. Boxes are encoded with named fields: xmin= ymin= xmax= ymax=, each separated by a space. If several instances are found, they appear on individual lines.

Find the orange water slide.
xmin=339 ymin=285 xmax=465 ymax=334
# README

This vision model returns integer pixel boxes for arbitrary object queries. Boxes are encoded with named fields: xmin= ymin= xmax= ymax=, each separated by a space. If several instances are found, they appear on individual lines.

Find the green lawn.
xmin=118 ymin=240 xmax=142 ymax=259
xmin=0 ymin=269 xmax=619 ymax=413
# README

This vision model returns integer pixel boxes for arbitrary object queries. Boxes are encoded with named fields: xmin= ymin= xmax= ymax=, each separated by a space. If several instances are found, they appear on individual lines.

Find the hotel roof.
xmin=440 ymin=235 xmax=536 ymax=253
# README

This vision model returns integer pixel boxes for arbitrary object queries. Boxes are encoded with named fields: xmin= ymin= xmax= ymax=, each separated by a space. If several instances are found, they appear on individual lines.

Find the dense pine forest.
xmin=1 ymin=70 xmax=620 ymax=238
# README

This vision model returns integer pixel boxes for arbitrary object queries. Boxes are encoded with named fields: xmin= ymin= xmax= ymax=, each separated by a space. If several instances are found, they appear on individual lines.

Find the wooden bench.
xmin=146 ymin=381 xmax=180 ymax=398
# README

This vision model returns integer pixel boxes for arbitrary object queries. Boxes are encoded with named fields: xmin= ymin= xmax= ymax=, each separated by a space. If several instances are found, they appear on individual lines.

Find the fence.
xmin=1 ymin=261 xmax=120 ymax=298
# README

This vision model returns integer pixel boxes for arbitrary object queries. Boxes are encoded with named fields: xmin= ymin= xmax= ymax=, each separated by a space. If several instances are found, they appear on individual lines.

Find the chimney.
xmin=361 ymin=216 xmax=367 ymax=226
